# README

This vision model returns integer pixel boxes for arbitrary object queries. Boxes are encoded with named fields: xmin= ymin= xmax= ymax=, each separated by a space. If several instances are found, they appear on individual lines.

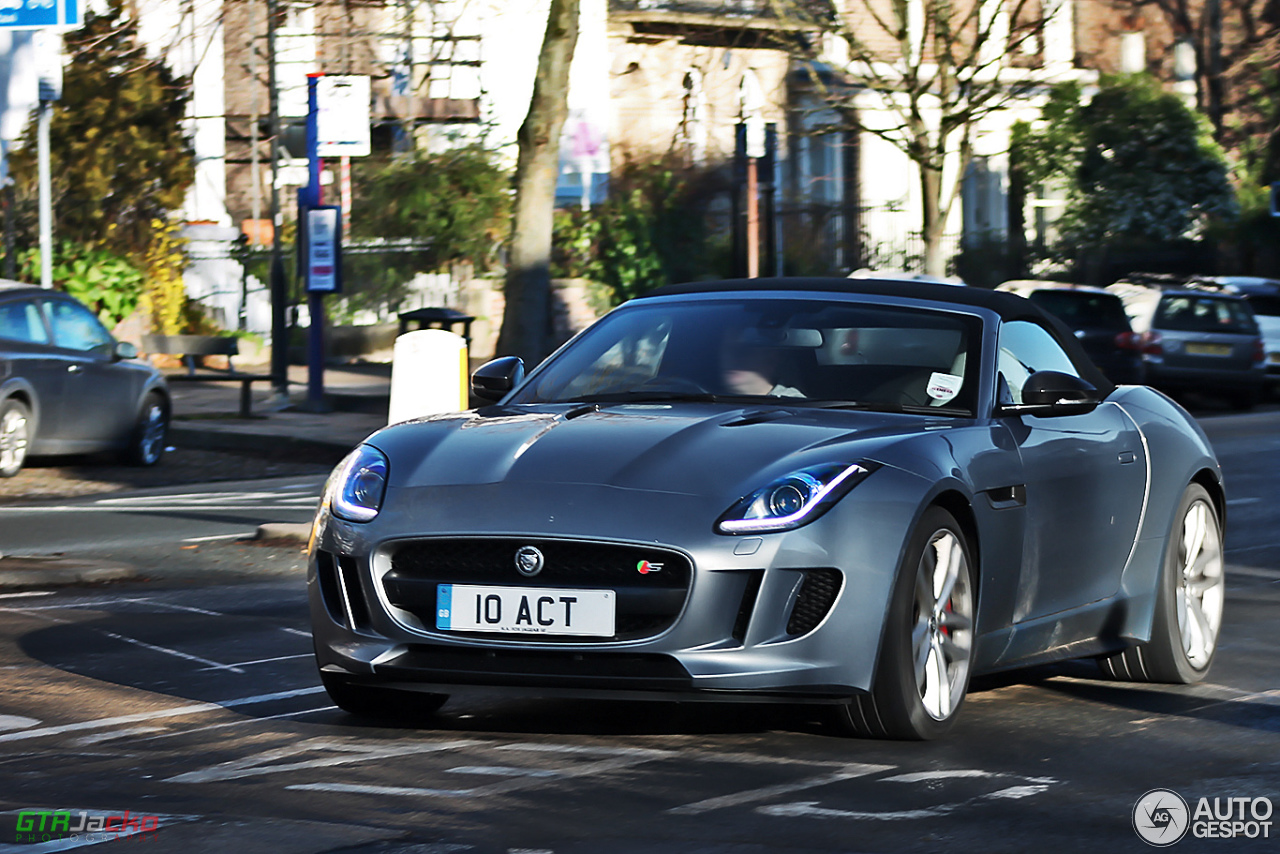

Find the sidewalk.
xmin=166 ymin=362 xmax=393 ymax=460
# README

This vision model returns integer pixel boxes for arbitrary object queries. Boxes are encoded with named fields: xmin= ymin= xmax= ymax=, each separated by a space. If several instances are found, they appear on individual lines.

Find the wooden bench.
xmin=141 ymin=334 xmax=277 ymax=418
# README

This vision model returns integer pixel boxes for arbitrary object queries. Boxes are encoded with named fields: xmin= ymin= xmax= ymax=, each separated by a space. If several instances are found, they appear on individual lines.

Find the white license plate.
xmin=436 ymin=584 xmax=615 ymax=637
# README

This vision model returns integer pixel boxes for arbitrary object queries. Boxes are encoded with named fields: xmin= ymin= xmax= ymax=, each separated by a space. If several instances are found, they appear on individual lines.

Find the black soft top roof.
xmin=645 ymin=277 xmax=1115 ymax=396
xmin=648 ymin=277 xmax=1052 ymax=323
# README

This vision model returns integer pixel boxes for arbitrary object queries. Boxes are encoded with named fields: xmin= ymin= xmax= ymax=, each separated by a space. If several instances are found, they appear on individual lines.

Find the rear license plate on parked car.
xmin=1186 ymin=343 xmax=1232 ymax=356
xmin=436 ymin=584 xmax=615 ymax=636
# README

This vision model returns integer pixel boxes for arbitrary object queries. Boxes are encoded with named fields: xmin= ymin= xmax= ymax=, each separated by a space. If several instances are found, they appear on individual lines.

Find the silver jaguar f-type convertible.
xmin=308 ymin=278 xmax=1226 ymax=739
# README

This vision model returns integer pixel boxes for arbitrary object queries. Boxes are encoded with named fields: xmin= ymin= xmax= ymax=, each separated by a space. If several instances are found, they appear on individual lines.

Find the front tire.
xmin=124 ymin=392 xmax=168 ymax=467
xmin=0 ymin=398 xmax=32 ymax=478
xmin=1100 ymin=483 xmax=1224 ymax=683
xmin=320 ymin=670 xmax=449 ymax=721
xmin=833 ymin=506 xmax=976 ymax=739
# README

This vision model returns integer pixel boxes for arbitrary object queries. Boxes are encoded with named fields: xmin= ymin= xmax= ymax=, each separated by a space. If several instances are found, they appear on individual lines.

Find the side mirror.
xmin=114 ymin=341 xmax=139 ymax=361
xmin=471 ymin=356 xmax=525 ymax=402
xmin=1008 ymin=370 xmax=1101 ymax=417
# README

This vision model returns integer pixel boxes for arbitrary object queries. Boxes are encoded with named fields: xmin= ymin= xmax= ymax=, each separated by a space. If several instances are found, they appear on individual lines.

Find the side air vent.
xmin=786 ymin=569 xmax=843 ymax=636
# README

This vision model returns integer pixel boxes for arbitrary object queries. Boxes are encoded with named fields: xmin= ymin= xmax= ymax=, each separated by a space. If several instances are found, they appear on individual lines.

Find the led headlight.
xmin=326 ymin=444 xmax=389 ymax=523
xmin=717 ymin=462 xmax=879 ymax=534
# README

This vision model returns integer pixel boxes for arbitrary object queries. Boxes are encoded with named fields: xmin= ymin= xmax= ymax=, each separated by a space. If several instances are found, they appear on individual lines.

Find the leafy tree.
xmin=774 ymin=0 xmax=1055 ymax=275
xmin=550 ymin=157 xmax=718 ymax=304
xmin=8 ymin=0 xmax=194 ymax=259
xmin=351 ymin=146 xmax=509 ymax=269
xmin=1016 ymin=75 xmax=1236 ymax=266
xmin=19 ymin=243 xmax=144 ymax=328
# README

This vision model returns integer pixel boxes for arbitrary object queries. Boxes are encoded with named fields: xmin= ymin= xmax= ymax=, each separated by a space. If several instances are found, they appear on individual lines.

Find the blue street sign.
xmin=0 ymin=0 xmax=81 ymax=30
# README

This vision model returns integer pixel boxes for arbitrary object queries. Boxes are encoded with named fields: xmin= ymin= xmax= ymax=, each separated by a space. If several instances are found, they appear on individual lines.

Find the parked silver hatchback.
xmin=0 ymin=280 xmax=171 ymax=476
xmin=1107 ymin=281 xmax=1266 ymax=408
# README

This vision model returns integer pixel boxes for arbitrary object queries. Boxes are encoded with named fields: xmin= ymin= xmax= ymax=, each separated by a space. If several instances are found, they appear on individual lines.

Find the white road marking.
xmin=181 ymin=533 xmax=256 ymax=543
xmin=288 ymin=782 xmax=475 ymax=798
xmin=881 ymin=770 xmax=1003 ymax=784
xmin=71 ymin=727 xmax=166 ymax=746
xmin=94 ymin=629 xmax=244 ymax=674
xmin=758 ymin=774 xmax=1057 ymax=821
xmin=280 ymin=627 xmax=312 ymax=637
xmin=0 ymin=715 xmax=39 ymax=732
xmin=198 ymin=653 xmax=310 ymax=671
xmin=447 ymin=766 xmax=562 ymax=778
xmin=0 ymin=590 xmax=54 ymax=600
xmin=164 ymin=738 xmax=481 ymax=784
xmin=1129 ymin=687 xmax=1280 ymax=726
xmin=133 ymin=706 xmax=337 ymax=743
xmin=0 ymin=687 xmax=325 ymax=744
xmin=668 ymin=764 xmax=893 ymax=815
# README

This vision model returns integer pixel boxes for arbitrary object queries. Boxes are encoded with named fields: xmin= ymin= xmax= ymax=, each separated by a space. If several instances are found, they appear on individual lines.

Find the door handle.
xmin=1118 ymin=451 xmax=1137 ymax=464
xmin=67 ymin=364 xmax=84 ymax=374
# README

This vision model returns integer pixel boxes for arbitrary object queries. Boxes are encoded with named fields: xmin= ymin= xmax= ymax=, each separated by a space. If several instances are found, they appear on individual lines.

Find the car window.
xmin=997 ymin=321 xmax=1081 ymax=405
xmin=1155 ymin=295 xmax=1258 ymax=334
xmin=0 ymin=299 xmax=50 ymax=344
xmin=512 ymin=298 xmax=982 ymax=413
xmin=1027 ymin=291 xmax=1130 ymax=330
xmin=43 ymin=298 xmax=115 ymax=355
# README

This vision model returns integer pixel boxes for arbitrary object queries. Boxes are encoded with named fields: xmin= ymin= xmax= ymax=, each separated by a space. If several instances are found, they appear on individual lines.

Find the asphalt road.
xmin=0 ymin=410 xmax=1276 ymax=853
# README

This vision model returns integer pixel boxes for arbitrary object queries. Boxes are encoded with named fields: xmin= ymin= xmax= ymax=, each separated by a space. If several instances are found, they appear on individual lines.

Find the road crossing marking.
xmin=0 ymin=687 xmax=326 ymax=744
xmin=668 ymin=763 xmax=893 ymax=815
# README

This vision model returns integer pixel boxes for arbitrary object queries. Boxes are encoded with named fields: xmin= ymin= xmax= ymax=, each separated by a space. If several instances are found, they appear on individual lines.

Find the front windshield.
xmin=509 ymin=298 xmax=982 ymax=415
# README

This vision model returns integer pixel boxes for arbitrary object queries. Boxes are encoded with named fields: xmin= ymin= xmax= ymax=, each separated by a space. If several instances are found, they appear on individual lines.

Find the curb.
xmin=0 ymin=556 xmax=137 ymax=589
xmin=255 ymin=522 xmax=313 ymax=544
xmin=168 ymin=425 xmax=352 ymax=463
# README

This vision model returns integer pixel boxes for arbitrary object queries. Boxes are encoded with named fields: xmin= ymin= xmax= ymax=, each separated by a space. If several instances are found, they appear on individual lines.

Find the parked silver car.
xmin=1106 ymin=280 xmax=1266 ymax=408
xmin=0 ymin=280 xmax=170 ymax=476
xmin=310 ymin=278 xmax=1226 ymax=740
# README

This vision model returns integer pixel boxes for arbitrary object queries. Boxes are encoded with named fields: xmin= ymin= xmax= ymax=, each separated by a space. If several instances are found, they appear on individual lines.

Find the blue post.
xmin=304 ymin=73 xmax=327 ymax=412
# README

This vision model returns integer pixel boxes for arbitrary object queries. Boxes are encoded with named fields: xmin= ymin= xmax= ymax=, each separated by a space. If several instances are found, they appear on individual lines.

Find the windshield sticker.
xmin=927 ymin=373 xmax=963 ymax=402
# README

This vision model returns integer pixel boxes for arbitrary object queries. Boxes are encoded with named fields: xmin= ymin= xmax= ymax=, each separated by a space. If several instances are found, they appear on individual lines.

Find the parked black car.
xmin=0 ymin=280 xmax=170 ymax=476
xmin=997 ymin=281 xmax=1145 ymax=385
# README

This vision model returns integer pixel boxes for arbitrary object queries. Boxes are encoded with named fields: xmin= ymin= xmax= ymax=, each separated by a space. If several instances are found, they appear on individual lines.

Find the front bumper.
xmin=308 ymin=474 xmax=926 ymax=701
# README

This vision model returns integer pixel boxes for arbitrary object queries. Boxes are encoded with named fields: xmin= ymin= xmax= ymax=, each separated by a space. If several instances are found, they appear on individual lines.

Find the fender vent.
xmin=786 ymin=568 xmax=843 ymax=636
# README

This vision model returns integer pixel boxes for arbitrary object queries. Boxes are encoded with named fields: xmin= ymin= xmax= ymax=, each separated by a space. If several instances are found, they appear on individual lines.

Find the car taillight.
xmin=1253 ymin=337 xmax=1266 ymax=364
xmin=1141 ymin=331 xmax=1163 ymax=356
xmin=1114 ymin=331 xmax=1141 ymax=351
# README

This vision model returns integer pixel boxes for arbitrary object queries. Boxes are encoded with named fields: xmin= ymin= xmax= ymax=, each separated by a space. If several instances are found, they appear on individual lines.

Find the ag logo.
xmin=1134 ymin=788 xmax=1190 ymax=846
xmin=514 ymin=545 xmax=545 ymax=577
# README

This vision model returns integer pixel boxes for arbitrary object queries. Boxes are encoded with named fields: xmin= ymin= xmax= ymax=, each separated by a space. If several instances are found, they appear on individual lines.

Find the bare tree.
xmin=495 ymin=0 xmax=580 ymax=365
xmin=774 ymin=0 xmax=1053 ymax=275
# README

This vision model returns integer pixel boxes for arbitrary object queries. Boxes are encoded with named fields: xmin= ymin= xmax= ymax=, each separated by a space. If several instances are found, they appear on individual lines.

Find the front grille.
xmin=786 ymin=568 xmax=843 ymax=636
xmin=384 ymin=538 xmax=692 ymax=642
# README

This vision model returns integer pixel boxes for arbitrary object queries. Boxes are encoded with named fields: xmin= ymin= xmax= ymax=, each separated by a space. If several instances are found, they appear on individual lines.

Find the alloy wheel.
xmin=912 ymin=529 xmax=974 ymax=721
xmin=1176 ymin=498 xmax=1225 ymax=670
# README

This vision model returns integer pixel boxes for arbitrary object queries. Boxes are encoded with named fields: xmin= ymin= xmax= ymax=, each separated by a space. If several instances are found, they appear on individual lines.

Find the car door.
xmin=39 ymin=297 xmax=139 ymax=448
xmin=0 ymin=296 xmax=67 ymax=440
xmin=996 ymin=320 xmax=1149 ymax=624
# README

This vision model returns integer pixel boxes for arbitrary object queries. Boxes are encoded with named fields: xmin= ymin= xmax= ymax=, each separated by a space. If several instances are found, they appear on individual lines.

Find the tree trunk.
xmin=495 ymin=0 xmax=580 ymax=367
xmin=920 ymin=160 xmax=948 ymax=277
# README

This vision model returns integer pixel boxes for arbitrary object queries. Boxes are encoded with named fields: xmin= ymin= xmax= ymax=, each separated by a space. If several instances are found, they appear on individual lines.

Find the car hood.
xmin=367 ymin=403 xmax=946 ymax=500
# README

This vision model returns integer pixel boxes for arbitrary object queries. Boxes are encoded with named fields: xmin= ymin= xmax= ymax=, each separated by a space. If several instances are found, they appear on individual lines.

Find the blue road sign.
xmin=0 ymin=0 xmax=81 ymax=30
